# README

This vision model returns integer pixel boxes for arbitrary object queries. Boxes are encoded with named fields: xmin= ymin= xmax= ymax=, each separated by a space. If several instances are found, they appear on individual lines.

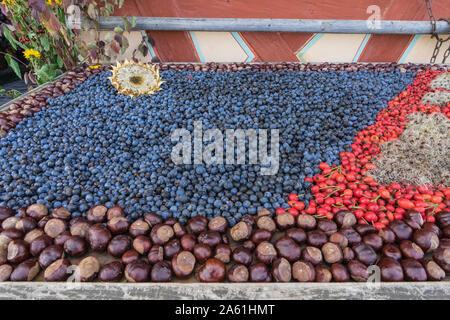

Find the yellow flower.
xmin=46 ymin=0 xmax=52 ymax=5
xmin=89 ymin=65 xmax=102 ymax=69
xmin=23 ymin=49 xmax=41 ymax=60
xmin=2 ymin=0 xmax=17 ymax=8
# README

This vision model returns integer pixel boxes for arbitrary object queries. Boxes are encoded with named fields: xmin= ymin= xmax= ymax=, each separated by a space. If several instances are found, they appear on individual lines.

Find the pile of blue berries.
xmin=0 ymin=68 xmax=416 ymax=224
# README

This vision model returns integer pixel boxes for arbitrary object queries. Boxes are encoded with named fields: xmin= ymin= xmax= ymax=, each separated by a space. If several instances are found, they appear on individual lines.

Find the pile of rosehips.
xmin=278 ymin=70 xmax=450 ymax=230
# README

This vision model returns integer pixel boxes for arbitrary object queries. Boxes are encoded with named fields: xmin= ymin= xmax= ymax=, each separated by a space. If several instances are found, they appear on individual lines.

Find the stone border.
xmin=0 ymin=282 xmax=449 ymax=300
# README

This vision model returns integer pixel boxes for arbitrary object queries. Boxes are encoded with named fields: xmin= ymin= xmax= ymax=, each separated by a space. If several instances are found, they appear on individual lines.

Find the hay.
xmin=421 ymin=91 xmax=450 ymax=106
xmin=368 ymin=112 xmax=450 ymax=187
xmin=429 ymin=72 xmax=450 ymax=90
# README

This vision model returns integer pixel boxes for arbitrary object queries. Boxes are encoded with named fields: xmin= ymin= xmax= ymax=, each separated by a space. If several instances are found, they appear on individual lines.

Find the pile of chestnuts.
xmin=0 ymin=204 xmax=448 ymax=283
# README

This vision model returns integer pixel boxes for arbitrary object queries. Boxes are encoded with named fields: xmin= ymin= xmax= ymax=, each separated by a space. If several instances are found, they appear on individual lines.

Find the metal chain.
xmin=425 ymin=0 xmax=450 ymax=63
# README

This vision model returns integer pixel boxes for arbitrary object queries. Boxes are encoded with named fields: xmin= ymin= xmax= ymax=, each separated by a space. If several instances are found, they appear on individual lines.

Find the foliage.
xmin=0 ymin=85 xmax=20 ymax=98
xmin=0 ymin=0 xmax=149 ymax=85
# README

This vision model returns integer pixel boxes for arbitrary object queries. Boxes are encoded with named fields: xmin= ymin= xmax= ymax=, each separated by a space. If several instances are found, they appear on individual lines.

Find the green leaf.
xmin=57 ymin=55 xmax=64 ymax=68
xmin=119 ymin=0 xmax=124 ymax=8
xmin=104 ymin=32 xmax=115 ymax=43
xmin=41 ymin=37 xmax=50 ymax=51
xmin=2 ymin=28 xmax=24 ymax=50
xmin=5 ymin=55 xmax=22 ymax=79
xmin=122 ymin=17 xmax=131 ymax=31
xmin=114 ymin=26 xmax=124 ymax=34
xmin=131 ymin=17 xmax=137 ymax=28
xmin=87 ymin=3 xmax=97 ymax=19
xmin=120 ymin=35 xmax=129 ymax=55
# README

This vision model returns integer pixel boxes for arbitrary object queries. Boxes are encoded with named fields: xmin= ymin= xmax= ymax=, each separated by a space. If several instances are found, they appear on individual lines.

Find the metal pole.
xmin=98 ymin=17 xmax=450 ymax=34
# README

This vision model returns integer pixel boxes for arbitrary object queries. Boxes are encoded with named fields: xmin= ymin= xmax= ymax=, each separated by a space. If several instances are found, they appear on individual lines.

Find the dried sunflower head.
xmin=108 ymin=60 xmax=165 ymax=98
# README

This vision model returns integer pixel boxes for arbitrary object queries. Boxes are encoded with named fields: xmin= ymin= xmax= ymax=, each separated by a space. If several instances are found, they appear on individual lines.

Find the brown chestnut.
xmin=10 ymin=258 xmax=40 ymax=281
xmin=242 ymin=240 xmax=255 ymax=251
xmin=198 ymin=230 xmax=221 ymax=248
xmin=230 ymin=221 xmax=252 ymax=242
xmin=0 ymin=264 xmax=13 ymax=281
xmin=227 ymin=264 xmax=249 ymax=282
xmin=249 ymin=263 xmax=271 ymax=282
xmin=399 ymin=240 xmax=424 ymax=260
xmin=256 ymin=216 xmax=276 ymax=233
xmin=197 ymin=258 xmax=226 ymax=282
xmin=422 ymin=222 xmax=441 ymax=238
xmin=23 ymin=229 xmax=44 ymax=244
xmin=435 ymin=211 xmax=450 ymax=229
xmin=382 ymin=244 xmax=402 ymax=260
xmin=433 ymin=248 xmax=450 ymax=272
xmin=423 ymin=259 xmax=445 ymax=281
xmin=306 ymin=230 xmax=328 ymax=247
xmin=107 ymin=206 xmax=126 ymax=221
xmin=129 ymin=219 xmax=150 ymax=238
xmin=54 ymin=231 xmax=72 ymax=246
xmin=378 ymin=257 xmax=404 ymax=282
xmin=413 ymin=229 xmax=439 ymax=252
xmin=172 ymin=251 xmax=196 ymax=278
xmin=272 ymin=257 xmax=291 ymax=282
xmin=164 ymin=238 xmax=181 ymax=259
xmin=26 ymin=204 xmax=48 ymax=221
xmin=275 ymin=213 xmax=295 ymax=230
xmin=51 ymin=207 xmax=71 ymax=220
xmin=133 ymin=235 xmax=152 ymax=255
xmin=214 ymin=244 xmax=231 ymax=264
xmin=87 ymin=223 xmax=111 ymax=251
xmin=208 ymin=216 xmax=228 ymax=233
xmin=44 ymin=218 xmax=67 ymax=238
xmin=297 ymin=214 xmax=316 ymax=230
xmin=122 ymin=249 xmax=140 ymax=265
xmin=86 ymin=205 xmax=107 ymax=223
xmin=151 ymin=261 xmax=172 ymax=282
xmin=329 ymin=231 xmax=348 ymax=248
xmin=148 ymin=245 xmax=164 ymax=265
xmin=232 ymin=246 xmax=253 ymax=266
xmin=330 ymin=263 xmax=349 ymax=282
xmin=255 ymin=241 xmax=277 ymax=265
xmin=334 ymin=210 xmax=356 ymax=228
xmin=150 ymin=224 xmax=174 ymax=245
xmin=292 ymin=260 xmax=315 ymax=282
xmin=164 ymin=218 xmax=177 ymax=226
xmin=38 ymin=244 xmax=64 ymax=268
xmin=30 ymin=234 xmax=53 ymax=257
xmin=352 ymin=243 xmax=377 ymax=266
xmin=0 ymin=207 xmax=14 ymax=223
xmin=275 ymin=236 xmax=301 ymax=262
xmin=37 ymin=216 xmax=51 ymax=229
xmin=125 ymin=260 xmax=150 ymax=282
xmin=257 ymin=208 xmax=272 ymax=218
xmin=315 ymin=265 xmax=332 ymax=282
xmin=301 ymin=246 xmax=323 ymax=265
xmin=107 ymin=217 xmax=130 ymax=234
xmin=241 ymin=214 xmax=256 ymax=227
xmin=378 ymin=227 xmax=396 ymax=244
xmin=403 ymin=210 xmax=424 ymax=230
xmin=2 ymin=216 xmax=19 ymax=230
xmin=99 ymin=261 xmax=123 ymax=282
xmin=340 ymin=227 xmax=361 ymax=245
xmin=180 ymin=234 xmax=196 ymax=251
xmin=322 ymin=242 xmax=343 ymax=264
xmin=64 ymin=236 xmax=88 ymax=257
xmin=389 ymin=220 xmax=413 ymax=241
xmin=252 ymin=229 xmax=272 ymax=244
xmin=7 ymin=239 xmax=29 ymax=264
xmin=343 ymin=247 xmax=355 ymax=262
xmin=401 ymin=259 xmax=427 ymax=281
xmin=355 ymin=224 xmax=377 ymax=236
xmin=70 ymin=219 xmax=91 ymax=238
xmin=173 ymin=223 xmax=186 ymax=238
xmin=285 ymin=228 xmax=306 ymax=244
xmin=317 ymin=219 xmax=337 ymax=235
xmin=108 ymin=235 xmax=132 ymax=257
xmin=144 ymin=212 xmax=163 ymax=227
xmin=44 ymin=258 xmax=71 ymax=281
xmin=362 ymin=233 xmax=383 ymax=252
xmin=188 ymin=216 xmax=208 ymax=235
xmin=347 ymin=260 xmax=369 ymax=282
